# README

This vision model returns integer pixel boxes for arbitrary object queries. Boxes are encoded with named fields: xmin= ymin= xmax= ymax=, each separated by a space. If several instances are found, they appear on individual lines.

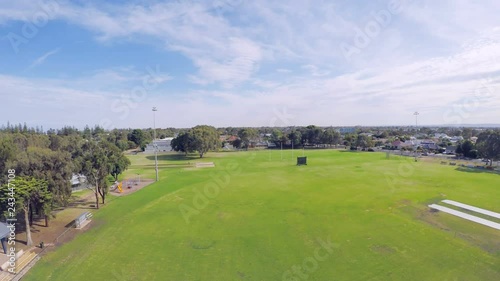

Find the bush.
xmin=128 ymin=141 xmax=138 ymax=149
xmin=467 ymin=150 xmax=478 ymax=159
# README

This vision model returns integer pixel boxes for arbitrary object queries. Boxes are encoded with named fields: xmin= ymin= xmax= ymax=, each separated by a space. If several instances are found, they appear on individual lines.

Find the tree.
xmin=355 ymin=134 xmax=374 ymax=149
xmin=476 ymin=130 xmax=500 ymax=166
xmin=457 ymin=140 xmax=475 ymax=158
xmin=13 ymin=147 xmax=73 ymax=206
xmin=270 ymin=129 xmax=286 ymax=147
xmin=238 ymin=128 xmax=258 ymax=149
xmin=80 ymin=141 xmax=110 ymax=209
xmin=343 ymin=133 xmax=357 ymax=146
xmin=305 ymin=125 xmax=322 ymax=145
xmin=171 ymin=132 xmax=194 ymax=155
xmin=0 ymin=135 xmax=15 ymax=182
xmin=320 ymin=129 xmax=341 ymax=146
xmin=231 ymin=138 xmax=242 ymax=149
xmin=462 ymin=128 xmax=473 ymax=139
xmin=129 ymin=129 xmax=146 ymax=147
xmin=189 ymin=125 xmax=220 ymax=158
xmin=1 ymin=177 xmax=50 ymax=246
xmin=468 ymin=150 xmax=478 ymax=159
xmin=105 ymin=142 xmax=131 ymax=181
xmin=288 ymin=130 xmax=302 ymax=147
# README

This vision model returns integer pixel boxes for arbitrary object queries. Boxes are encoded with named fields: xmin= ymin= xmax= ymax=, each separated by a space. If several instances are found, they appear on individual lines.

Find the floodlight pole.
xmin=280 ymin=141 xmax=283 ymax=161
xmin=153 ymin=107 xmax=159 ymax=182
xmin=414 ymin=111 xmax=419 ymax=161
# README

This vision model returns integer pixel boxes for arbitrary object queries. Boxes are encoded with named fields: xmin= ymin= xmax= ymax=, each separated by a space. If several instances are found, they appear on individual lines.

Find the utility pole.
xmin=153 ymin=107 xmax=159 ymax=182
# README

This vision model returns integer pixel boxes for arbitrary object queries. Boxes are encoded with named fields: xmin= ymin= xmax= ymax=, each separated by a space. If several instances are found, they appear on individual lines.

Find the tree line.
xmin=0 ymin=125 xmax=139 ymax=246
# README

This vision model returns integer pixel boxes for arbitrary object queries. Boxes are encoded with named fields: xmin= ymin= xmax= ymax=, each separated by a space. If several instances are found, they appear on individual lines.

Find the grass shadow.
xmin=145 ymin=154 xmax=200 ymax=162
xmin=455 ymin=166 xmax=500 ymax=175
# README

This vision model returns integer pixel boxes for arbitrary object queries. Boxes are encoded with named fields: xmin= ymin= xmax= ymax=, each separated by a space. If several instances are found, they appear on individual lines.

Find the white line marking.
xmin=441 ymin=200 xmax=500 ymax=219
xmin=428 ymin=204 xmax=500 ymax=230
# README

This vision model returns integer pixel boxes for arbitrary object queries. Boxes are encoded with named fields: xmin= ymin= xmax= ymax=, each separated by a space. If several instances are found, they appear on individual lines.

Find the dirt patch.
xmin=110 ymin=179 xmax=155 ymax=197
xmin=370 ymin=244 xmax=396 ymax=255
xmin=190 ymin=239 xmax=216 ymax=250
xmin=401 ymin=204 xmax=500 ymax=254
xmin=13 ymin=192 xmax=96 ymax=255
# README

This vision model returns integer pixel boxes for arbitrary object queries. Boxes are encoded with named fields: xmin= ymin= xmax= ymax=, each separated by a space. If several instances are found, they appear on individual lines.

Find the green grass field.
xmin=25 ymin=150 xmax=500 ymax=280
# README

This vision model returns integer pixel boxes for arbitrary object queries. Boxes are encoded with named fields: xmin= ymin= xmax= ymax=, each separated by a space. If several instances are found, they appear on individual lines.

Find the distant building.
xmin=71 ymin=174 xmax=88 ymax=192
xmin=338 ymin=127 xmax=356 ymax=134
xmin=419 ymin=140 xmax=439 ymax=150
xmin=445 ymin=146 xmax=457 ymax=154
xmin=144 ymin=138 xmax=173 ymax=153
xmin=435 ymin=133 xmax=449 ymax=139
xmin=449 ymin=136 xmax=463 ymax=143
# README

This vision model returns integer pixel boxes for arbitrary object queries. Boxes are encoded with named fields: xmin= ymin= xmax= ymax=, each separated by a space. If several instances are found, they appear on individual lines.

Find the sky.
xmin=1 ymin=0 xmax=499 ymax=130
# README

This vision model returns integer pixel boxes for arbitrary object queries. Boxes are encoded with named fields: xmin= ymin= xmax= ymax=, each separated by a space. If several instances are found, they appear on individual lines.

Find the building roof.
xmin=0 ymin=222 xmax=10 ymax=239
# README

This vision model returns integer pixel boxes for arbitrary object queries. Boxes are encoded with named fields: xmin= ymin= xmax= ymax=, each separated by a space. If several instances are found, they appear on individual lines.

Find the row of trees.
xmin=0 ymin=126 xmax=133 ymax=246
xmin=454 ymin=130 xmax=500 ymax=163
xmin=475 ymin=130 xmax=500 ymax=165
xmin=268 ymin=126 xmax=342 ymax=147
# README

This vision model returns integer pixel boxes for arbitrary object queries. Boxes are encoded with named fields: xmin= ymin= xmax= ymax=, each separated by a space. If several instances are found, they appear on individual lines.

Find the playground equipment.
xmin=123 ymin=178 xmax=140 ymax=189
xmin=110 ymin=181 xmax=123 ymax=193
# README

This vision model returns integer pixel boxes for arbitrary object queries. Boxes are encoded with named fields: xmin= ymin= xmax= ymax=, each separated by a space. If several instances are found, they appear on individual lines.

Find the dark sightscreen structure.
xmin=297 ymin=156 xmax=307 ymax=166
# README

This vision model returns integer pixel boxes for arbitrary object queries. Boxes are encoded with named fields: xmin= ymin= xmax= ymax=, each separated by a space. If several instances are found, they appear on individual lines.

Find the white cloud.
xmin=1 ymin=0 xmax=500 ymax=128
xmin=28 ymin=48 xmax=60 ymax=68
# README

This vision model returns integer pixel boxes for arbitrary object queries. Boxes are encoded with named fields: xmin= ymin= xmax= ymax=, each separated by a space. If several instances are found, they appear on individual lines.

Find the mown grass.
xmin=25 ymin=150 xmax=500 ymax=280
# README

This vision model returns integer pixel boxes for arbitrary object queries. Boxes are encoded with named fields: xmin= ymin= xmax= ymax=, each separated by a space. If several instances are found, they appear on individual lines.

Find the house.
xmin=255 ymin=141 xmax=269 ymax=147
xmin=435 ymin=133 xmax=449 ymax=139
xmin=449 ymin=136 xmax=464 ymax=143
xmin=419 ymin=140 xmax=439 ymax=150
xmin=225 ymin=135 xmax=239 ymax=142
xmin=391 ymin=140 xmax=415 ymax=150
xmin=445 ymin=146 xmax=457 ymax=154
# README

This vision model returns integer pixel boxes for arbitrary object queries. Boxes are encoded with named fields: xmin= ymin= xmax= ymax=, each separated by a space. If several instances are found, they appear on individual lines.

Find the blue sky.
xmin=1 ymin=0 xmax=499 ymax=129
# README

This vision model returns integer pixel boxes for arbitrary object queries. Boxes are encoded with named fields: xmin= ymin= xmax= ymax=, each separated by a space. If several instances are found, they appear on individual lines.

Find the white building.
xmin=71 ymin=174 xmax=88 ymax=192
xmin=144 ymin=138 xmax=173 ymax=153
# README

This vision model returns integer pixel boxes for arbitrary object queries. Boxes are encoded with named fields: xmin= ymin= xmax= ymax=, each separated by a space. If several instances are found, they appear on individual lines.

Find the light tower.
xmin=413 ymin=111 xmax=419 ymax=161
xmin=152 ymin=107 xmax=159 ymax=182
